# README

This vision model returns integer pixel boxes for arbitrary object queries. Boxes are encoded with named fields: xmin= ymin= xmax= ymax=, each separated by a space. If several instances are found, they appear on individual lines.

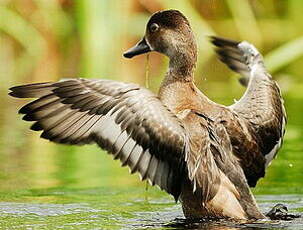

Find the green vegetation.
xmin=0 ymin=0 xmax=302 ymax=229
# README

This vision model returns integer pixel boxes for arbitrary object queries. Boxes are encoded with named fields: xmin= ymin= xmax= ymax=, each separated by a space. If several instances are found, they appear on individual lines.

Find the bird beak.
xmin=123 ymin=37 xmax=151 ymax=58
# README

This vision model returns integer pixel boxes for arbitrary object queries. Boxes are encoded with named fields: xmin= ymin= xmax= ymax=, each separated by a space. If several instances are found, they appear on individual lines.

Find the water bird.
xmin=9 ymin=10 xmax=286 ymax=220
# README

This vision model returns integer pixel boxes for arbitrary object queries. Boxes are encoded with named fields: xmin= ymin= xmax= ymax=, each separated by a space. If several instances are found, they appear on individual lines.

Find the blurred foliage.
xmin=0 ymin=0 xmax=302 ymax=196
xmin=1 ymin=0 xmax=303 ymax=92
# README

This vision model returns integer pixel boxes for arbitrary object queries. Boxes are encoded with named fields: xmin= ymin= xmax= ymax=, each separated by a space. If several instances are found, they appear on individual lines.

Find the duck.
xmin=9 ymin=10 xmax=286 ymax=220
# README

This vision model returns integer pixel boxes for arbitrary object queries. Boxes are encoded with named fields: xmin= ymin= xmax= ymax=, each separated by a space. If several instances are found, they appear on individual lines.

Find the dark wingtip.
xmin=9 ymin=85 xmax=19 ymax=92
xmin=8 ymin=91 xmax=16 ymax=97
xmin=30 ymin=122 xmax=43 ymax=131
xmin=208 ymin=35 xmax=217 ymax=42
xmin=9 ymin=92 xmax=26 ymax=98
xmin=22 ymin=113 xmax=36 ymax=121
xmin=8 ymin=88 xmax=22 ymax=98
xmin=209 ymin=36 xmax=240 ymax=48
xmin=8 ymin=82 xmax=54 ymax=98
xmin=19 ymin=105 xmax=30 ymax=114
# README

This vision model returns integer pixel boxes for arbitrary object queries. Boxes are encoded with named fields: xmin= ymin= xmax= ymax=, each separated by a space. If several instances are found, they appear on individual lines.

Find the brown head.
xmin=124 ymin=10 xmax=197 ymax=76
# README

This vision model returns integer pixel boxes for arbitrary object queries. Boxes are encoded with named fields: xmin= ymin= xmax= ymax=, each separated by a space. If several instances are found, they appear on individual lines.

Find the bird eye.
xmin=150 ymin=23 xmax=159 ymax=32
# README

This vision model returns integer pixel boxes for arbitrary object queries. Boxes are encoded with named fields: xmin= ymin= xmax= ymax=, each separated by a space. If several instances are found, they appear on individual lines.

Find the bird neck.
xmin=162 ymin=48 xmax=196 ymax=87
xmin=158 ymin=42 xmax=201 ymax=113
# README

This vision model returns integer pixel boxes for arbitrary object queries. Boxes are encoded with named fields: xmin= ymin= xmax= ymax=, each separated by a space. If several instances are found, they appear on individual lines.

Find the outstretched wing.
xmin=9 ymin=79 xmax=189 ymax=200
xmin=211 ymin=36 xmax=286 ymax=185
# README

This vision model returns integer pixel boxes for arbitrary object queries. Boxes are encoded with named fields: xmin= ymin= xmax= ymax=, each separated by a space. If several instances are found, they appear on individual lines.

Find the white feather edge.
xmin=265 ymin=104 xmax=286 ymax=167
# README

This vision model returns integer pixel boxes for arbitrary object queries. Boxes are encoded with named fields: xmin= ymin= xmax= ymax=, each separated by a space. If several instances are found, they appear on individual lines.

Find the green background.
xmin=0 ymin=0 xmax=302 ymax=229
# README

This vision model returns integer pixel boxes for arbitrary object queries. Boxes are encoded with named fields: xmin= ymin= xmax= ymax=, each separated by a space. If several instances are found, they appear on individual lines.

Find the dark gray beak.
xmin=123 ymin=37 xmax=151 ymax=58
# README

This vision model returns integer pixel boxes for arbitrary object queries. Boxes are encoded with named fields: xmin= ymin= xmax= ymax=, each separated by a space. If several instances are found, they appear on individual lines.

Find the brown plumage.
xmin=9 ymin=10 xmax=286 ymax=220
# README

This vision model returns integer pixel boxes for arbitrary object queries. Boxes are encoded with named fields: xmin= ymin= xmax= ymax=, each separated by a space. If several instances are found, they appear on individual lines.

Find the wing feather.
xmin=211 ymin=36 xmax=287 ymax=186
xmin=9 ymin=79 xmax=188 ymax=199
xmin=127 ymin=144 xmax=144 ymax=173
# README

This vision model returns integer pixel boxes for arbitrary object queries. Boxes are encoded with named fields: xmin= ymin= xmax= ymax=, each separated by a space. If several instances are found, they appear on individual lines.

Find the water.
xmin=0 ymin=94 xmax=302 ymax=229
xmin=0 ymin=189 xmax=302 ymax=229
